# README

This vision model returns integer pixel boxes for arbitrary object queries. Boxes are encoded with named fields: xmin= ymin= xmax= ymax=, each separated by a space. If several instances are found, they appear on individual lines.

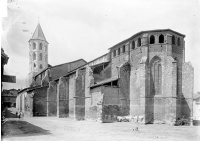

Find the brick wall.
xmin=57 ymin=77 xmax=69 ymax=117
xmin=33 ymin=86 xmax=48 ymax=116
xmin=47 ymin=81 xmax=57 ymax=116
xmin=75 ymin=69 xmax=86 ymax=120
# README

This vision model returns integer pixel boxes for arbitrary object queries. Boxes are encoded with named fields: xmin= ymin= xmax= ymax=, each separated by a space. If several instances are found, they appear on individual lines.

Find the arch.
xmin=40 ymin=64 xmax=43 ymax=69
xmin=132 ymin=40 xmax=135 ymax=49
xmin=177 ymin=38 xmax=180 ymax=46
xmin=33 ymin=42 xmax=36 ymax=50
xmin=150 ymin=56 xmax=162 ymax=95
xmin=172 ymin=35 xmax=175 ymax=45
xmin=150 ymin=35 xmax=155 ymax=44
xmin=159 ymin=34 xmax=164 ymax=43
xmin=33 ymin=52 xmax=36 ymax=60
xmin=122 ymin=45 xmax=125 ymax=53
xmin=137 ymin=38 xmax=141 ymax=47
xmin=118 ymin=48 xmax=120 ymax=55
xmin=39 ymin=43 xmax=43 ymax=50
xmin=39 ymin=53 xmax=42 ymax=61
xmin=113 ymin=50 xmax=116 ymax=57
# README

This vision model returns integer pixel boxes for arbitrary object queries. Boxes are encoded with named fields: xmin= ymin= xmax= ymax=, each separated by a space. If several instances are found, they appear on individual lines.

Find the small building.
xmin=1 ymin=89 xmax=19 ymax=107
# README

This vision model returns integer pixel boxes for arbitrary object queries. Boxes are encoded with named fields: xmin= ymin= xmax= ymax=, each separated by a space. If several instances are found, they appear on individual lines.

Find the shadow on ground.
xmin=5 ymin=108 xmax=18 ymax=118
xmin=1 ymin=120 xmax=51 ymax=137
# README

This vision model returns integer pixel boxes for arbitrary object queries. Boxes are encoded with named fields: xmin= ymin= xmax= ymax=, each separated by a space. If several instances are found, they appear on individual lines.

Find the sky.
xmin=1 ymin=0 xmax=200 ymax=93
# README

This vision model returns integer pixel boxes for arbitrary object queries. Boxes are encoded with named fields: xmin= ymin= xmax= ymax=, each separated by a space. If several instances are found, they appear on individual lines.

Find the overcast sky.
xmin=1 ymin=0 xmax=200 ymax=93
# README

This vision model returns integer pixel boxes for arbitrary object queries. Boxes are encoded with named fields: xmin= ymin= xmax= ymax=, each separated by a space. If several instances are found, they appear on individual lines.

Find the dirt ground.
xmin=2 ymin=116 xmax=200 ymax=141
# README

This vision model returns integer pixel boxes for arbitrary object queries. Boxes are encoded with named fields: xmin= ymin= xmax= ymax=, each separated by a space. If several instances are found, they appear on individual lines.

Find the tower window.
xmin=122 ymin=45 xmax=125 ymax=53
xmin=40 ymin=64 xmax=43 ymax=69
xmin=39 ymin=43 xmax=43 ymax=50
xmin=39 ymin=53 xmax=42 ymax=61
xmin=159 ymin=34 xmax=164 ymax=43
xmin=113 ymin=50 xmax=116 ymax=57
xmin=137 ymin=38 xmax=141 ymax=47
xmin=118 ymin=48 xmax=120 ymax=55
xmin=34 ymin=63 xmax=36 ymax=68
xmin=150 ymin=35 xmax=155 ymax=44
xmin=33 ymin=52 xmax=36 ymax=60
xmin=177 ymin=38 xmax=180 ymax=46
xmin=33 ymin=42 xmax=36 ymax=50
xmin=132 ymin=40 xmax=135 ymax=49
xmin=172 ymin=35 xmax=175 ymax=45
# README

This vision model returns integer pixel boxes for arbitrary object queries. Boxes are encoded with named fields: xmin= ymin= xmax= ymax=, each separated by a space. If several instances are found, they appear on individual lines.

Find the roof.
xmin=34 ymin=59 xmax=87 ymax=78
xmin=18 ymin=85 xmax=48 ymax=94
xmin=109 ymin=29 xmax=186 ymax=50
xmin=1 ymin=48 xmax=9 ymax=64
xmin=90 ymin=77 xmax=118 ymax=88
xmin=29 ymin=23 xmax=48 ymax=43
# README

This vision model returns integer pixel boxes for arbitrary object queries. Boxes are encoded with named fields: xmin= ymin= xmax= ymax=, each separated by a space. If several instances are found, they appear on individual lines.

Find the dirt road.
xmin=2 ymin=117 xmax=200 ymax=141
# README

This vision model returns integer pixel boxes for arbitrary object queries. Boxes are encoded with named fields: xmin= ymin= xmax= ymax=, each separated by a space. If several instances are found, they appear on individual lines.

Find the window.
xmin=150 ymin=35 xmax=155 ymax=44
xmin=150 ymin=56 xmax=162 ymax=95
xmin=34 ymin=63 xmax=36 ymax=68
xmin=137 ymin=38 xmax=141 ymax=47
xmin=39 ymin=43 xmax=43 ymax=50
xmin=33 ymin=52 xmax=36 ymax=60
xmin=113 ymin=50 xmax=116 ymax=57
xmin=132 ymin=41 xmax=135 ymax=49
xmin=33 ymin=42 xmax=36 ymax=50
xmin=172 ymin=35 xmax=175 ymax=45
xmin=40 ymin=64 xmax=43 ymax=69
xmin=159 ymin=34 xmax=164 ymax=43
xmin=122 ymin=45 xmax=125 ymax=53
xmin=118 ymin=48 xmax=120 ymax=55
xmin=39 ymin=53 xmax=42 ymax=61
xmin=177 ymin=38 xmax=180 ymax=46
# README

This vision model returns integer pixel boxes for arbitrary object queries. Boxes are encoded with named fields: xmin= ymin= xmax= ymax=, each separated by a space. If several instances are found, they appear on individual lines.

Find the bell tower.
xmin=28 ymin=23 xmax=48 ymax=86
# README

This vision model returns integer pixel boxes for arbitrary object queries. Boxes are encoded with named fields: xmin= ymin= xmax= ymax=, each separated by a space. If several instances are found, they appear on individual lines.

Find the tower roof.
xmin=29 ymin=23 xmax=48 ymax=42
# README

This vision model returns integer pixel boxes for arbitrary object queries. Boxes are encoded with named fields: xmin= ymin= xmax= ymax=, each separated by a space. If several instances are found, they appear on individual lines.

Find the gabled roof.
xmin=29 ymin=23 xmax=48 ymax=43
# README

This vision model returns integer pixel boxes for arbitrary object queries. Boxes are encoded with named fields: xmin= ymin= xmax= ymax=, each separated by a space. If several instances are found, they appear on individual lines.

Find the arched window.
xmin=33 ymin=52 xmax=36 ymax=60
xmin=132 ymin=41 xmax=135 ymax=49
xmin=137 ymin=38 xmax=141 ymax=47
xmin=150 ymin=35 xmax=155 ymax=44
xmin=172 ymin=35 xmax=175 ymax=45
xmin=34 ymin=63 xmax=36 ymax=68
xmin=40 ymin=64 xmax=43 ymax=69
xmin=39 ymin=43 xmax=43 ymax=50
xmin=159 ymin=34 xmax=164 ymax=43
xmin=177 ymin=38 xmax=180 ymax=46
xmin=122 ymin=45 xmax=125 ymax=53
xmin=150 ymin=56 xmax=162 ymax=95
xmin=39 ymin=53 xmax=42 ymax=61
xmin=33 ymin=42 xmax=36 ymax=50
xmin=113 ymin=50 xmax=116 ymax=57
xmin=118 ymin=48 xmax=120 ymax=55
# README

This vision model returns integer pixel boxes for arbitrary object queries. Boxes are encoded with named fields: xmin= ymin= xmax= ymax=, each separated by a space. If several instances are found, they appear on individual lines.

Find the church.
xmin=16 ymin=24 xmax=194 ymax=124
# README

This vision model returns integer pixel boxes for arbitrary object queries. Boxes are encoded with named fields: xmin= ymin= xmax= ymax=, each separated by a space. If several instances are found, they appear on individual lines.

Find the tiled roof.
xmin=29 ymin=24 xmax=47 ymax=42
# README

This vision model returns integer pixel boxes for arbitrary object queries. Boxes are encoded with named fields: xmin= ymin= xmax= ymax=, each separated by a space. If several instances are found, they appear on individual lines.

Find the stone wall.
xmin=181 ymin=62 xmax=194 ymax=119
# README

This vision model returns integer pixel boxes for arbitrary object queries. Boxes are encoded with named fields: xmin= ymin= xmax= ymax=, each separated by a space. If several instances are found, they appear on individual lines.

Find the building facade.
xmin=17 ymin=27 xmax=194 ymax=125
